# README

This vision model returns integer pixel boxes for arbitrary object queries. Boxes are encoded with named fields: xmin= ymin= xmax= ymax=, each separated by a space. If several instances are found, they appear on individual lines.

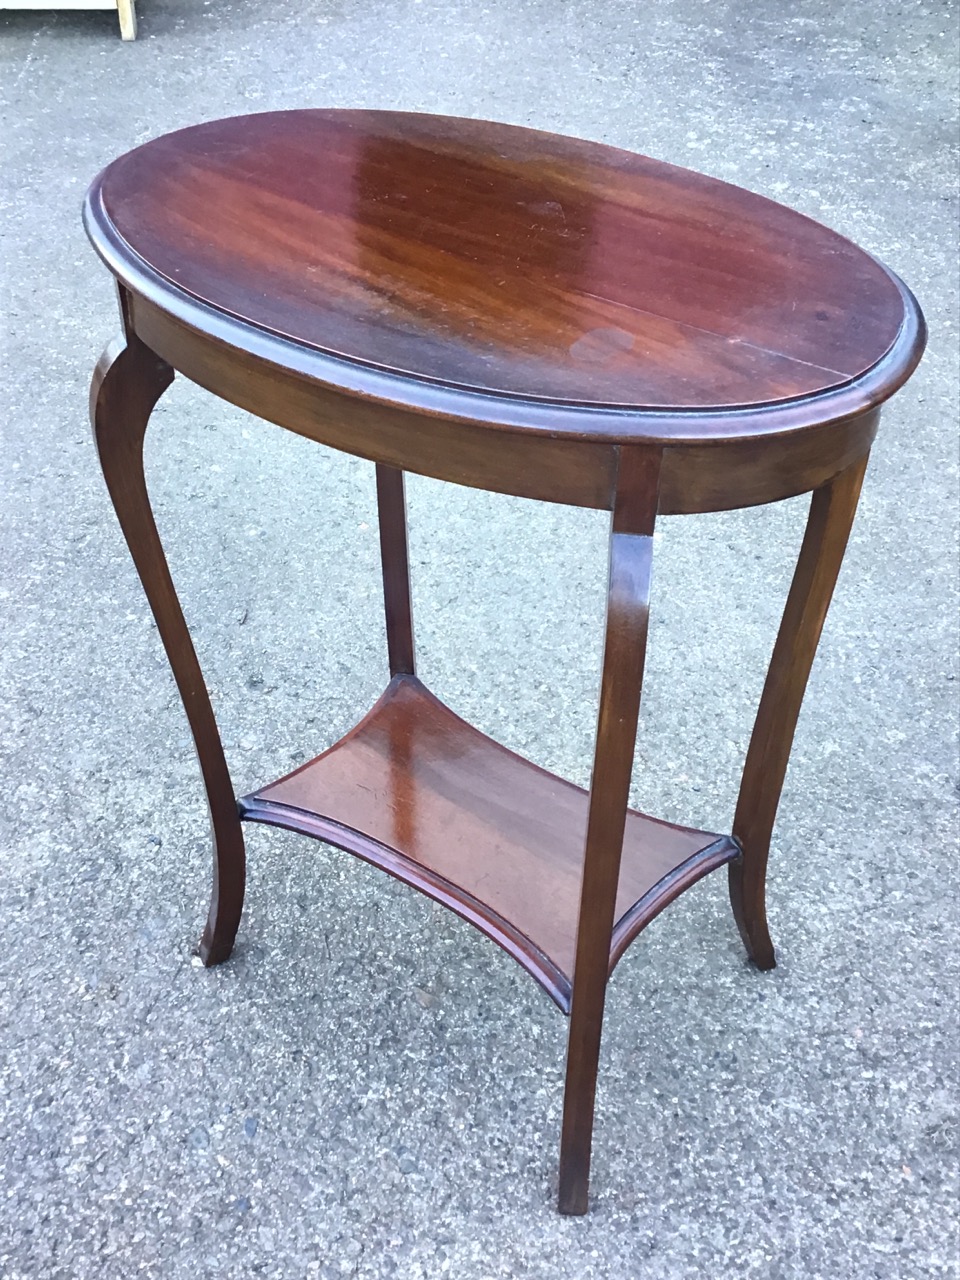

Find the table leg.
xmin=730 ymin=454 xmax=870 ymax=969
xmin=559 ymin=448 xmax=660 ymax=1215
xmin=117 ymin=0 xmax=136 ymax=39
xmin=90 ymin=329 xmax=246 ymax=966
xmin=375 ymin=464 xmax=415 ymax=677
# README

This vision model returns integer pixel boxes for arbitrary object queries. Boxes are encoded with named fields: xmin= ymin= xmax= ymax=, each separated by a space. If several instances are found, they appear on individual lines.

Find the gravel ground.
xmin=1 ymin=1 xmax=957 ymax=1277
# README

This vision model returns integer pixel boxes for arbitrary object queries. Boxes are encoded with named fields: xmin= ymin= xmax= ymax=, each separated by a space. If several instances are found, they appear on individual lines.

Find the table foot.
xmin=198 ymin=878 xmax=245 ymax=966
xmin=728 ymin=853 xmax=776 ymax=970
xmin=91 ymin=322 xmax=246 ymax=965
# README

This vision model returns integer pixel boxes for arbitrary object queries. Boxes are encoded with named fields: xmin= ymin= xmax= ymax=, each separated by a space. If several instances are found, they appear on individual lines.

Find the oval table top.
xmin=85 ymin=110 xmax=924 ymax=442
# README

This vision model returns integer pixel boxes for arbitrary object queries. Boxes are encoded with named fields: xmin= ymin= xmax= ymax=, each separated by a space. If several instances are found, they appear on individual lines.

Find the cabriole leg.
xmin=90 ymin=329 xmax=245 ymax=965
xmin=558 ymin=448 xmax=660 ymax=1215
xmin=730 ymin=454 xmax=870 ymax=969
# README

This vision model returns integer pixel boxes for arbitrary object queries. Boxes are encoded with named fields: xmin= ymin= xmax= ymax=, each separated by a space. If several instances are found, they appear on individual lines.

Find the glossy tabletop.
xmin=84 ymin=110 xmax=921 ymax=438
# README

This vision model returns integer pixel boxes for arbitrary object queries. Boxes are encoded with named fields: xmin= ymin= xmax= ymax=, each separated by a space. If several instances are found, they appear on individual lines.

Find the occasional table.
xmin=84 ymin=111 xmax=925 ymax=1213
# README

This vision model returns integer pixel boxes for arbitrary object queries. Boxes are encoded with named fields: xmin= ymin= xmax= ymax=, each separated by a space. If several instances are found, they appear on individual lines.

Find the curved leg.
xmin=730 ymin=454 xmax=869 ymax=969
xmin=558 ymin=448 xmax=660 ymax=1215
xmin=90 ymin=331 xmax=245 ymax=965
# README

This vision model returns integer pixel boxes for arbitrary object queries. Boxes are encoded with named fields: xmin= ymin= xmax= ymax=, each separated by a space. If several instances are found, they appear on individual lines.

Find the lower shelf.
xmin=239 ymin=675 xmax=738 ymax=1011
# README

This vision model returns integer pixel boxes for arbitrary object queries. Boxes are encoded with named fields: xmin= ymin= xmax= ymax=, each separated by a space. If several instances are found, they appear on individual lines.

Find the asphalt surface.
xmin=1 ymin=2 xmax=958 ymax=1277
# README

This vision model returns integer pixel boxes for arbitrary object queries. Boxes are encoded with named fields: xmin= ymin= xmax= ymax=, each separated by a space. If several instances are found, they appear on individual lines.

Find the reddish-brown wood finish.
xmin=90 ymin=318 xmax=245 ymax=965
xmin=90 ymin=111 xmax=906 ymax=413
xmin=560 ymin=447 xmax=661 ymax=1213
xmin=375 ymin=464 xmax=416 ymax=677
xmin=84 ymin=111 xmax=926 ymax=1216
xmin=730 ymin=455 xmax=869 ymax=968
xmin=240 ymin=674 xmax=736 ymax=1011
xmin=117 ymin=289 xmax=893 ymax=517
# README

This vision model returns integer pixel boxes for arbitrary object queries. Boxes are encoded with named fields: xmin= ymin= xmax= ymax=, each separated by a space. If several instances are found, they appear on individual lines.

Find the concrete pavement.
xmin=1 ymin=2 xmax=957 ymax=1276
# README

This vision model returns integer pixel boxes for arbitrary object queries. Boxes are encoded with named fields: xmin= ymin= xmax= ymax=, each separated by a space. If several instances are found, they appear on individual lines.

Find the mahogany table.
xmin=84 ymin=110 xmax=925 ymax=1214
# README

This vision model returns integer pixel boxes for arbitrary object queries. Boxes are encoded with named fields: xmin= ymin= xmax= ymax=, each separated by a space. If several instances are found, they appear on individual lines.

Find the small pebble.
xmin=187 ymin=1127 xmax=210 ymax=1151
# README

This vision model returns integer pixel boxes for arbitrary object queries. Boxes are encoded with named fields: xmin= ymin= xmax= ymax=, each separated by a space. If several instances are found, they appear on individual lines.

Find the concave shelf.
xmin=239 ymin=675 xmax=738 ymax=1011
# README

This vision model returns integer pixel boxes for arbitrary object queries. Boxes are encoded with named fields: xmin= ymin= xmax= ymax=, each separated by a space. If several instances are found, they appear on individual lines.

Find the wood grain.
xmin=239 ymin=675 xmax=737 ymax=1012
xmin=90 ymin=323 xmax=245 ymax=964
xmin=83 ymin=112 xmax=927 ymax=1214
xmin=730 ymin=455 xmax=870 ymax=968
xmin=376 ymin=465 xmax=416 ymax=677
xmin=560 ymin=446 xmax=660 ymax=1213
xmin=88 ymin=110 xmax=914 ymax=414
xmin=122 ymin=291 xmax=888 ymax=515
